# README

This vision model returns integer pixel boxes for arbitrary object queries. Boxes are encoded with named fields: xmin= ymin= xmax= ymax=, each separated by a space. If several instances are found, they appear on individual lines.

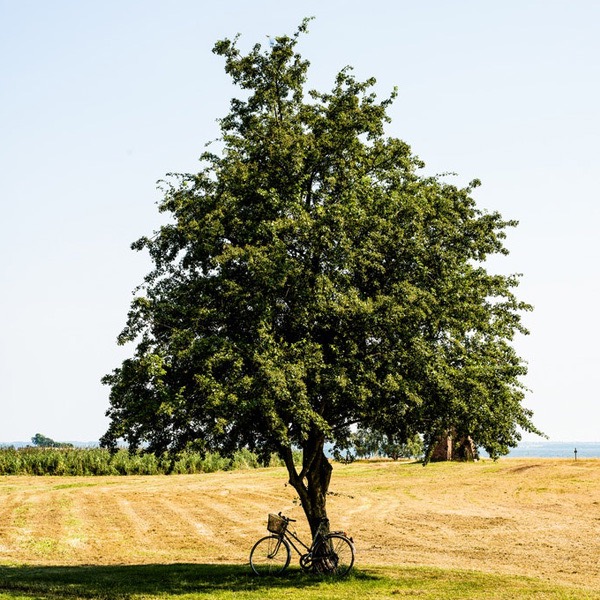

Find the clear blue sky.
xmin=1 ymin=1 xmax=598 ymax=443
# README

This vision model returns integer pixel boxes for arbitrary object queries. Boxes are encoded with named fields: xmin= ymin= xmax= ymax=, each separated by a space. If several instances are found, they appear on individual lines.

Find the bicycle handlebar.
xmin=278 ymin=512 xmax=296 ymax=522
xmin=276 ymin=512 xmax=330 ymax=525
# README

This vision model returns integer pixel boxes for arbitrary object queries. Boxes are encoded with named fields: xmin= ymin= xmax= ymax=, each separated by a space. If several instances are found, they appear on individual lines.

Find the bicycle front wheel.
xmin=249 ymin=535 xmax=291 ymax=575
xmin=314 ymin=534 xmax=355 ymax=576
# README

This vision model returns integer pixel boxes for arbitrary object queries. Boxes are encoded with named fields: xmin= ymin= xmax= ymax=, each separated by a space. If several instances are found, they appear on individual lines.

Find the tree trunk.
xmin=281 ymin=433 xmax=332 ymax=539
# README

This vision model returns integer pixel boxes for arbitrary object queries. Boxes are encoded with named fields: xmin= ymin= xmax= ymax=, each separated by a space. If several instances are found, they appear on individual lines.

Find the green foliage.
xmin=30 ymin=433 xmax=73 ymax=448
xmin=101 ymin=19 xmax=539 ymax=527
xmin=335 ymin=429 xmax=424 ymax=461
xmin=383 ymin=434 xmax=424 ymax=461
xmin=0 ymin=447 xmax=274 ymax=476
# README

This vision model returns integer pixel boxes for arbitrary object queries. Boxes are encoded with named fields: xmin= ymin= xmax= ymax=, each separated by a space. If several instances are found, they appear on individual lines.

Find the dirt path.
xmin=0 ymin=459 xmax=598 ymax=590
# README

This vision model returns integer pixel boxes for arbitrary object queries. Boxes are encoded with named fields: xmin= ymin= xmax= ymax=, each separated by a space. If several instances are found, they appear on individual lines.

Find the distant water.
xmin=492 ymin=441 xmax=600 ymax=459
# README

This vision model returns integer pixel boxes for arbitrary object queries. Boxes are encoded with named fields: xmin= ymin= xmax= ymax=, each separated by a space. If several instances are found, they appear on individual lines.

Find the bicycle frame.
xmin=278 ymin=526 xmax=313 ymax=557
xmin=276 ymin=518 xmax=337 ymax=565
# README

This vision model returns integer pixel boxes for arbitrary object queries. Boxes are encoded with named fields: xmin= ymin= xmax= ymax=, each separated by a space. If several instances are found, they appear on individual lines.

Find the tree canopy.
xmin=101 ymin=19 xmax=538 ymax=533
xmin=31 ymin=433 xmax=73 ymax=448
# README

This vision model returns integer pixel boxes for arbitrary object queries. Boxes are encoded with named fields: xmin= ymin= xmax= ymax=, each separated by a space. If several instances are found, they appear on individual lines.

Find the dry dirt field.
xmin=0 ymin=459 xmax=598 ymax=591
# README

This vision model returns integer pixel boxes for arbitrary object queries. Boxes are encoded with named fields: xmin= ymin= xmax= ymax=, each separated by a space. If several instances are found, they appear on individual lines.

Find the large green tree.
xmin=102 ymin=20 xmax=538 ymax=535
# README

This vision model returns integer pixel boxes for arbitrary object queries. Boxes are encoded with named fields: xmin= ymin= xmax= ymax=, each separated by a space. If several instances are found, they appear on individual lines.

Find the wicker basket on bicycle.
xmin=267 ymin=513 xmax=287 ymax=534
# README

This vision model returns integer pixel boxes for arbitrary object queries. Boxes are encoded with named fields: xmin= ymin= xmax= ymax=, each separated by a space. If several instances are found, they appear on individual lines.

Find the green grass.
xmin=0 ymin=564 xmax=598 ymax=600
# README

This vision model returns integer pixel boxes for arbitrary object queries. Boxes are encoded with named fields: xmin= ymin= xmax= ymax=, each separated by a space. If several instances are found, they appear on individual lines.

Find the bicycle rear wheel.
xmin=313 ymin=534 xmax=355 ymax=576
xmin=249 ymin=535 xmax=291 ymax=575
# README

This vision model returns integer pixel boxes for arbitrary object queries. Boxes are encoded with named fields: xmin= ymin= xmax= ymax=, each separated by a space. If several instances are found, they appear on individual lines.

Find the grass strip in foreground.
xmin=0 ymin=563 xmax=598 ymax=600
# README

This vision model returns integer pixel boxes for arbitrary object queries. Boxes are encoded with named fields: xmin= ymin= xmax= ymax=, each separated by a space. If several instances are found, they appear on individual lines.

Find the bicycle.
xmin=249 ymin=512 xmax=355 ymax=576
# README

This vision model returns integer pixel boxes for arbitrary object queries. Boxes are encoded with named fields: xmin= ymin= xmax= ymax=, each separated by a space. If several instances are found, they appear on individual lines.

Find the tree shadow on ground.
xmin=0 ymin=563 xmax=377 ymax=599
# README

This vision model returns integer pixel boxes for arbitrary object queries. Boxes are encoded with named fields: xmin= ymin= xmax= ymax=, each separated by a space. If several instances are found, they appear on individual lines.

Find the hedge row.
xmin=0 ymin=447 xmax=286 ymax=476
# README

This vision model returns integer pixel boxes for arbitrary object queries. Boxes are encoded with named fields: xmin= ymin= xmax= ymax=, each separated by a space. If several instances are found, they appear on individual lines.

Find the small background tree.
xmin=31 ymin=433 xmax=73 ymax=449
xmin=335 ymin=429 xmax=423 ymax=462
xmin=102 ymin=19 xmax=539 ymax=536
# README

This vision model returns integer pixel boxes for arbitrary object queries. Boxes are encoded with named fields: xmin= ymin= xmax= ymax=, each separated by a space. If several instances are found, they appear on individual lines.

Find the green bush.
xmin=230 ymin=448 xmax=260 ymax=470
xmin=0 ymin=447 xmax=284 ymax=476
